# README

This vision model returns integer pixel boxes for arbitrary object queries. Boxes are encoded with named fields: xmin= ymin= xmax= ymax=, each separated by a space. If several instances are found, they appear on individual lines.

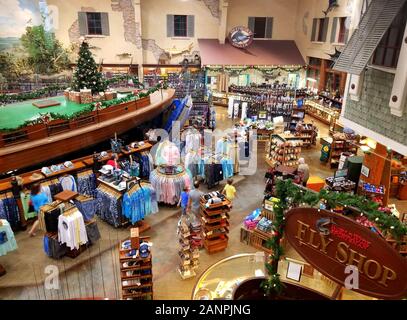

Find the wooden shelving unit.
xmin=177 ymin=218 xmax=200 ymax=279
xmin=200 ymin=198 xmax=231 ymax=254
xmin=266 ymin=134 xmax=303 ymax=168
xmin=328 ymin=137 xmax=358 ymax=169
xmin=119 ymin=236 xmax=153 ymax=300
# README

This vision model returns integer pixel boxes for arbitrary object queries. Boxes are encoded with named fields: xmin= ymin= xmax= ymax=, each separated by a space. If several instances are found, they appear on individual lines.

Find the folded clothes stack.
xmin=243 ymin=208 xmax=261 ymax=230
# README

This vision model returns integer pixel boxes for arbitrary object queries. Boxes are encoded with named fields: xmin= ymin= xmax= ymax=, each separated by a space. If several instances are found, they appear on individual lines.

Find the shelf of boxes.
xmin=119 ymin=237 xmax=153 ymax=300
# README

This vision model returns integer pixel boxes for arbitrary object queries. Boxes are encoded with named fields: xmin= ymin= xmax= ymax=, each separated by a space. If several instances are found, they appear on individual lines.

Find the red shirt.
xmin=107 ymin=160 xmax=119 ymax=169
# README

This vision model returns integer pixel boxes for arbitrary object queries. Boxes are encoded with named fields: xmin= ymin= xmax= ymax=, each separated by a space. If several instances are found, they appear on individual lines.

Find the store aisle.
xmin=0 ymin=107 xmax=336 ymax=300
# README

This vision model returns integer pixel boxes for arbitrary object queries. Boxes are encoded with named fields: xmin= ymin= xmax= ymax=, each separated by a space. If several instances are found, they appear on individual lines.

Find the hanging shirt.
xmin=59 ymin=175 xmax=78 ymax=192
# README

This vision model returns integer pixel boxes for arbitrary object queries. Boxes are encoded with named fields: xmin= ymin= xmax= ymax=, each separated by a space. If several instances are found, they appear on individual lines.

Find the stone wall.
xmin=344 ymin=68 xmax=407 ymax=147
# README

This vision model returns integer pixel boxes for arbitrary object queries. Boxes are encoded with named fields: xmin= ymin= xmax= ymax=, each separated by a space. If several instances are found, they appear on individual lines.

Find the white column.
xmin=389 ymin=23 xmax=407 ymax=116
xmin=218 ymin=0 xmax=229 ymax=44
xmin=134 ymin=0 xmax=144 ymax=82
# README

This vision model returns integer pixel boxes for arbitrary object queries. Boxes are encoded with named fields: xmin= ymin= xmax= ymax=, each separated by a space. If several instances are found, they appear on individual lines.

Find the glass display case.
xmin=305 ymin=100 xmax=340 ymax=125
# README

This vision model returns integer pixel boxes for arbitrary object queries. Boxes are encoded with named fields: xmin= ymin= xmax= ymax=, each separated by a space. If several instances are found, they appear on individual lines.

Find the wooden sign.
xmin=284 ymin=208 xmax=407 ymax=299
xmin=130 ymin=227 xmax=140 ymax=249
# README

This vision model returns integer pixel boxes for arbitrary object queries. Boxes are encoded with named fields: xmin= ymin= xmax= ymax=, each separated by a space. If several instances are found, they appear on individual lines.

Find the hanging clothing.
xmin=233 ymin=102 xmax=240 ymax=119
xmin=150 ymin=168 xmax=191 ymax=205
xmin=204 ymin=163 xmax=224 ymax=189
xmin=184 ymin=151 xmax=202 ymax=179
xmin=221 ymin=157 xmax=234 ymax=180
xmin=58 ymin=209 xmax=88 ymax=250
xmin=77 ymin=172 xmax=97 ymax=197
xmin=228 ymin=97 xmax=234 ymax=118
xmin=0 ymin=219 xmax=18 ymax=256
xmin=241 ymin=102 xmax=248 ymax=120
xmin=95 ymin=188 xmax=122 ymax=227
xmin=0 ymin=197 xmax=20 ymax=230
xmin=185 ymin=130 xmax=201 ymax=153
xmin=41 ymin=185 xmax=53 ymax=203
xmin=59 ymin=175 xmax=78 ymax=192
xmin=73 ymin=198 xmax=97 ymax=222
xmin=123 ymin=184 xmax=158 ymax=225
xmin=20 ymin=192 xmax=37 ymax=220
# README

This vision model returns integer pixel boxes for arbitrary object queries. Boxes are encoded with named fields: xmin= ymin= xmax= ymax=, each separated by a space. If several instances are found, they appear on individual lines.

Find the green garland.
xmin=0 ymin=83 xmax=166 ymax=132
xmin=204 ymin=65 xmax=305 ymax=75
xmin=104 ymin=74 xmax=144 ymax=89
xmin=262 ymin=179 xmax=407 ymax=296
xmin=0 ymin=84 xmax=67 ymax=104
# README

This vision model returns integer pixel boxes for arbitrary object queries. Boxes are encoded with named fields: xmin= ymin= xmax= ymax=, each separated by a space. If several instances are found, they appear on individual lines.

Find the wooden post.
xmin=318 ymin=60 xmax=327 ymax=92
xmin=130 ymin=227 xmax=140 ymax=249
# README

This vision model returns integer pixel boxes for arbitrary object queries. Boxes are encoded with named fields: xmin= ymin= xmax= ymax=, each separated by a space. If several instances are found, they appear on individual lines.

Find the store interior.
xmin=0 ymin=0 xmax=406 ymax=301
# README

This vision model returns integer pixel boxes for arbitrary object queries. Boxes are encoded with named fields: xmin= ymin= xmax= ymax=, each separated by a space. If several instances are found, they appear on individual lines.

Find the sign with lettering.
xmin=228 ymin=26 xmax=254 ymax=49
xmin=284 ymin=208 xmax=407 ymax=299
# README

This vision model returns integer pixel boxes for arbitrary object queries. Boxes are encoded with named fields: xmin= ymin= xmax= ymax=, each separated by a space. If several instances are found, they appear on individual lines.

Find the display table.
xmin=0 ymin=219 xmax=18 ymax=277
xmin=192 ymin=253 xmax=266 ymax=300
xmin=306 ymin=176 xmax=325 ymax=192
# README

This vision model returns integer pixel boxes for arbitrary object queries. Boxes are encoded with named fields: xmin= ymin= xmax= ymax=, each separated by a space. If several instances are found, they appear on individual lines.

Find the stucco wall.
xmin=294 ymin=0 xmax=358 ymax=62
xmin=226 ymin=0 xmax=299 ymax=40
xmin=48 ymin=0 xmax=141 ymax=65
xmin=140 ymin=0 xmax=219 ymax=64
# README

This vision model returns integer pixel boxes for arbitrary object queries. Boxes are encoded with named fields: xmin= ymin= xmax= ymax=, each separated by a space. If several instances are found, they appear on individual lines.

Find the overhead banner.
xmin=284 ymin=208 xmax=407 ymax=299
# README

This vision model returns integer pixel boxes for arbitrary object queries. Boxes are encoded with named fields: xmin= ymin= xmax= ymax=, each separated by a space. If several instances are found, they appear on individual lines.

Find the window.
xmin=167 ymin=15 xmax=195 ymax=38
xmin=337 ymin=17 xmax=347 ymax=43
xmin=330 ymin=17 xmax=351 ymax=44
xmin=87 ymin=13 xmax=102 ymax=35
xmin=174 ymin=15 xmax=187 ymax=37
xmin=372 ymin=4 xmax=407 ymax=68
xmin=248 ymin=17 xmax=273 ymax=39
xmin=311 ymin=18 xmax=329 ymax=42
xmin=309 ymin=57 xmax=321 ymax=67
xmin=78 ymin=12 xmax=109 ymax=36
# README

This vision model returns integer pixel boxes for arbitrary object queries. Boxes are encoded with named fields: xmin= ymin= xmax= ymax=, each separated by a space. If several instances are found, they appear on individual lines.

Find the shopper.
xmin=28 ymin=183 xmax=50 ymax=237
xmin=222 ymin=178 xmax=237 ymax=202
xmin=188 ymin=181 xmax=204 ymax=217
xmin=107 ymin=153 xmax=119 ymax=169
xmin=298 ymin=158 xmax=310 ymax=187
xmin=178 ymin=186 xmax=190 ymax=215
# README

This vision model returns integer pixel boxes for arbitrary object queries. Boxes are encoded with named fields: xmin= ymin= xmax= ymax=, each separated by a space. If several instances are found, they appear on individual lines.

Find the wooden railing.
xmin=0 ymin=95 xmax=151 ymax=148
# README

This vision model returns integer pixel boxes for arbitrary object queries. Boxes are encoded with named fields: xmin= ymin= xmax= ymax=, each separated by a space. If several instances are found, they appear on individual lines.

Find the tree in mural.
xmin=71 ymin=40 xmax=106 ymax=94
xmin=21 ymin=25 xmax=70 ymax=74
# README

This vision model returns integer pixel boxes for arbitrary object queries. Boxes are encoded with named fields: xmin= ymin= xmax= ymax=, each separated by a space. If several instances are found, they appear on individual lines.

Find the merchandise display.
xmin=266 ymin=134 xmax=303 ymax=167
xmin=119 ymin=233 xmax=153 ymax=300
xmin=177 ymin=216 xmax=200 ymax=279
xmin=200 ymin=193 xmax=231 ymax=254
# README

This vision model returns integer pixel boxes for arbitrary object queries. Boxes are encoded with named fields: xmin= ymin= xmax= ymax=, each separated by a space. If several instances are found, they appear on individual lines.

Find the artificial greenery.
xmin=0 ymin=84 xmax=66 ymax=104
xmin=71 ymin=40 xmax=106 ymax=94
xmin=0 ymin=83 xmax=165 ymax=132
xmin=262 ymin=179 xmax=407 ymax=296
xmin=104 ymin=74 xmax=144 ymax=89
xmin=204 ymin=65 xmax=305 ymax=76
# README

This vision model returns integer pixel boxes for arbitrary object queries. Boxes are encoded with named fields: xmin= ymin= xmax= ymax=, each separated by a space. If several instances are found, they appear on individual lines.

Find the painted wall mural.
xmin=0 ymin=0 xmax=43 ymax=51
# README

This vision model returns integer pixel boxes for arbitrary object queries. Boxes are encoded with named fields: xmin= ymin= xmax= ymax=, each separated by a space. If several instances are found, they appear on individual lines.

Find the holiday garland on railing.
xmin=0 ymin=84 xmax=67 ymax=104
xmin=104 ymin=74 xmax=144 ymax=89
xmin=0 ymin=83 xmax=166 ymax=132
xmin=204 ymin=65 xmax=306 ymax=76
xmin=261 ymin=179 xmax=407 ymax=295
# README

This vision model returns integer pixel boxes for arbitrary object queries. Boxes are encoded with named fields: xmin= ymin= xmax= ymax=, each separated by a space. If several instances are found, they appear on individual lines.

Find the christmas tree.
xmin=71 ymin=40 xmax=106 ymax=94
